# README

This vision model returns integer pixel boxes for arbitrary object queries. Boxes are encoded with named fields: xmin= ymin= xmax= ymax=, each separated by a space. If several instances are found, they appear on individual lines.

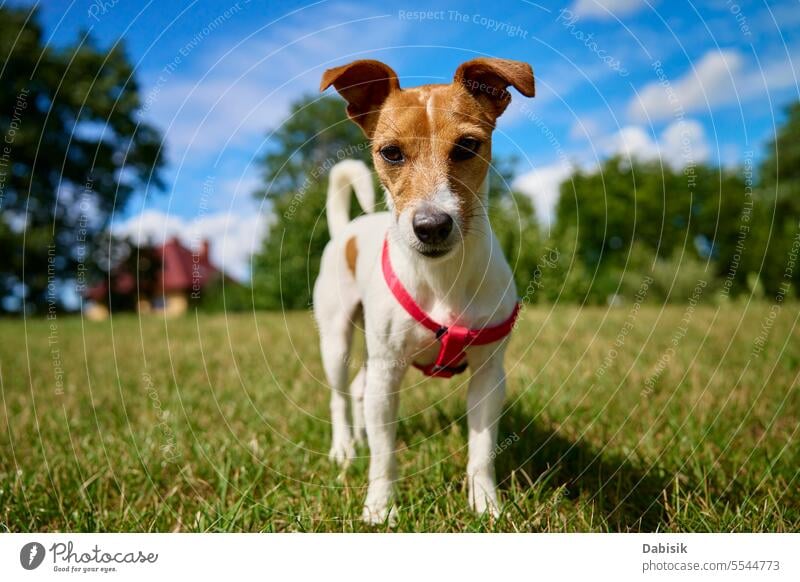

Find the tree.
xmin=761 ymin=101 xmax=800 ymax=198
xmin=250 ymin=95 xmax=370 ymax=310
xmin=757 ymin=101 xmax=800 ymax=298
xmin=0 ymin=6 xmax=164 ymax=313
xmin=553 ymin=156 xmax=757 ymax=302
xmin=486 ymin=157 xmax=542 ymax=297
xmin=555 ymin=158 xmax=699 ymax=268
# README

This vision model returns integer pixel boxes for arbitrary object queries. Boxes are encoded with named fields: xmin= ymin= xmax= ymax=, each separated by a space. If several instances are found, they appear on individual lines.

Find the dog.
xmin=313 ymin=58 xmax=535 ymax=524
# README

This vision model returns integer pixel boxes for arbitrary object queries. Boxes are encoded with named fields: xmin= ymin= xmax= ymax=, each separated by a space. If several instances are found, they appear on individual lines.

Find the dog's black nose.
xmin=412 ymin=209 xmax=454 ymax=245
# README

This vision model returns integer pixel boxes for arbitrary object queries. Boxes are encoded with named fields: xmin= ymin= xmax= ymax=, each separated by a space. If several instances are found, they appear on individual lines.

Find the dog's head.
xmin=321 ymin=58 xmax=534 ymax=258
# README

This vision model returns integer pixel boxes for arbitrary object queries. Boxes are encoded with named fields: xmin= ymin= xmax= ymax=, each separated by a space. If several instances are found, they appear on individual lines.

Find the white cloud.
xmin=220 ymin=173 xmax=263 ymax=198
xmin=660 ymin=119 xmax=710 ymax=167
xmin=512 ymin=161 xmax=575 ymax=228
xmin=757 ymin=50 xmax=800 ymax=95
xmin=629 ymin=50 xmax=741 ymax=122
xmin=148 ymin=77 xmax=298 ymax=157
xmin=113 ymin=209 xmax=269 ymax=282
xmin=143 ymin=6 xmax=405 ymax=160
xmin=571 ymin=0 xmax=647 ymax=19
xmin=602 ymin=125 xmax=660 ymax=160
xmin=629 ymin=48 xmax=800 ymax=122
xmin=601 ymin=119 xmax=710 ymax=167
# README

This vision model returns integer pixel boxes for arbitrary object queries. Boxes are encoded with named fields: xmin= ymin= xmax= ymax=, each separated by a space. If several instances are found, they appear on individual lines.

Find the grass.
xmin=1 ymin=303 xmax=798 ymax=532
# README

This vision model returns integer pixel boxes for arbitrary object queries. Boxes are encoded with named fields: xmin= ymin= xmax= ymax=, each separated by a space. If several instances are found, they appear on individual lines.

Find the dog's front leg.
xmin=466 ymin=344 xmax=507 ymax=516
xmin=361 ymin=357 xmax=406 ymax=525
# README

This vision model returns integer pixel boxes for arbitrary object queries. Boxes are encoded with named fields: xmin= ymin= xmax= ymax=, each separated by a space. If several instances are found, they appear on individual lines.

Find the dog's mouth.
xmin=417 ymin=245 xmax=453 ymax=259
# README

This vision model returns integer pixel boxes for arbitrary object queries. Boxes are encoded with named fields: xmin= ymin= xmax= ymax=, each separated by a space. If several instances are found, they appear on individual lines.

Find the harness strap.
xmin=381 ymin=238 xmax=519 ymax=378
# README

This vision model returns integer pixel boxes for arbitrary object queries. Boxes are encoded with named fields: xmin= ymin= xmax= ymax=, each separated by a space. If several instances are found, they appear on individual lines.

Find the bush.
xmin=196 ymin=278 xmax=254 ymax=313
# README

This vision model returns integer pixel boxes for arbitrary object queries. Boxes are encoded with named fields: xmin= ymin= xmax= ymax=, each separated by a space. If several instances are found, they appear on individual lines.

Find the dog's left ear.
xmin=320 ymin=59 xmax=400 ymax=137
xmin=454 ymin=58 xmax=535 ymax=121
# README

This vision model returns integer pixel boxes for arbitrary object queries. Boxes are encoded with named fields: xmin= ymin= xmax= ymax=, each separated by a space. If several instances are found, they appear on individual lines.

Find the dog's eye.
xmin=379 ymin=145 xmax=404 ymax=164
xmin=451 ymin=137 xmax=481 ymax=161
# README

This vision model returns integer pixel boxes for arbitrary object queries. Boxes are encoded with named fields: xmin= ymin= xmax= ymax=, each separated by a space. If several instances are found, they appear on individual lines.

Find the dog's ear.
xmin=320 ymin=60 xmax=400 ymax=137
xmin=454 ymin=58 xmax=535 ymax=121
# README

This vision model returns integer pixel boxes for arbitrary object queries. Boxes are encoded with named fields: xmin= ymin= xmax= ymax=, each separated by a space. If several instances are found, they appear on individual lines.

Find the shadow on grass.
xmin=494 ymin=404 xmax=673 ymax=531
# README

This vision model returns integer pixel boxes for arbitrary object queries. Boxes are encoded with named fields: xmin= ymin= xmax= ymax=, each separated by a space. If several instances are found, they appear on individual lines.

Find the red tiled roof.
xmin=155 ymin=238 xmax=220 ymax=293
xmin=85 ymin=238 xmax=221 ymax=300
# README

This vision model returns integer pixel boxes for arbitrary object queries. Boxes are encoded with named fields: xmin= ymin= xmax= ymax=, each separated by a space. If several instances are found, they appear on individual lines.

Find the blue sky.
xmin=19 ymin=0 xmax=800 ymax=279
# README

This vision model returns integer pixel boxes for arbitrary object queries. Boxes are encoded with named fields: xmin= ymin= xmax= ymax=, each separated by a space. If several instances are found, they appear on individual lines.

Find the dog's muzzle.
xmin=411 ymin=206 xmax=454 ymax=257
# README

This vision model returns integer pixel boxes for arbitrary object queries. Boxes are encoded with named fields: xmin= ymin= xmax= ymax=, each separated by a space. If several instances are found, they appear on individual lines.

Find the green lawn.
xmin=1 ymin=304 xmax=798 ymax=532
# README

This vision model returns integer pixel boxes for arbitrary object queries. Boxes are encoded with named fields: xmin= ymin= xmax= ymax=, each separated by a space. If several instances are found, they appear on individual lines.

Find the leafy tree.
xmin=757 ymin=101 xmax=800 ymax=298
xmin=486 ymin=157 xmax=542 ymax=297
xmin=555 ymin=158 xmax=701 ymax=268
xmin=0 ymin=6 xmax=164 ymax=313
xmin=196 ymin=278 xmax=253 ymax=313
xmin=554 ymin=157 xmax=756 ymax=302
xmin=761 ymin=101 xmax=800 ymax=198
xmin=251 ymin=95 xmax=370 ymax=310
xmin=691 ymin=165 xmax=753 ymax=294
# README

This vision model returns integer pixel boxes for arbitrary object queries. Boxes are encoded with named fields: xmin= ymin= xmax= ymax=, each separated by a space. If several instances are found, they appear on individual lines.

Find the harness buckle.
xmin=434 ymin=325 xmax=469 ymax=372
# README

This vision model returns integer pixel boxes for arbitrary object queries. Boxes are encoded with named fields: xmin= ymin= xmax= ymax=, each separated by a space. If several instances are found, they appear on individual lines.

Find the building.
xmin=85 ymin=237 xmax=222 ymax=319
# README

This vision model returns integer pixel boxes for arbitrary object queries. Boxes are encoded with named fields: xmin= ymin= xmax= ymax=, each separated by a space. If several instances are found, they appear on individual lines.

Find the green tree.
xmin=487 ymin=157 xmax=542 ymax=297
xmin=251 ymin=95 xmax=370 ymax=310
xmin=757 ymin=101 xmax=800 ymax=298
xmin=0 ymin=6 xmax=164 ymax=313
xmin=692 ymin=165 xmax=751 ymax=295
xmin=555 ymin=158 xmax=700 ymax=269
xmin=553 ymin=157 xmax=754 ymax=302
xmin=761 ymin=101 xmax=800 ymax=198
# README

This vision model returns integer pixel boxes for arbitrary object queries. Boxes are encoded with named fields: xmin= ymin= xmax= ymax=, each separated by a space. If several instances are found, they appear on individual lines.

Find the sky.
xmin=16 ymin=0 xmax=800 ymax=281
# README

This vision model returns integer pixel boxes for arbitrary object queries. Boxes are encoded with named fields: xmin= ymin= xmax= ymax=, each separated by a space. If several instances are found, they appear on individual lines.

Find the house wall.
xmin=85 ymin=302 xmax=109 ymax=321
xmin=164 ymin=292 xmax=189 ymax=317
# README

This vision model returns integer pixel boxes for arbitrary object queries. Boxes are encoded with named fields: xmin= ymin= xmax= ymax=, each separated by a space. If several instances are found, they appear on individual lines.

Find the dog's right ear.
xmin=320 ymin=60 xmax=400 ymax=137
xmin=454 ymin=58 xmax=535 ymax=122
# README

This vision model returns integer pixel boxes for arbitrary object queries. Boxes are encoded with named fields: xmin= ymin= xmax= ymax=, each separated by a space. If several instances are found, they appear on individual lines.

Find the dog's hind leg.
xmin=350 ymin=365 xmax=367 ymax=445
xmin=314 ymin=243 xmax=361 ymax=466
xmin=318 ymin=308 xmax=358 ymax=466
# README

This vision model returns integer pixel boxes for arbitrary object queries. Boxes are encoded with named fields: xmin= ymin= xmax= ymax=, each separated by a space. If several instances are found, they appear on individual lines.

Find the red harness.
xmin=381 ymin=238 xmax=520 ymax=378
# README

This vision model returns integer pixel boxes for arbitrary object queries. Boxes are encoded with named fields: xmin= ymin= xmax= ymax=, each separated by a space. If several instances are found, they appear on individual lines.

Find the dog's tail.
xmin=326 ymin=159 xmax=375 ymax=239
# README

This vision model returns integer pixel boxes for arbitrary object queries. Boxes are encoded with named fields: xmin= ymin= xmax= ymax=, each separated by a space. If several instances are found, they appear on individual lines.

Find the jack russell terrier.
xmin=314 ymin=57 xmax=535 ymax=524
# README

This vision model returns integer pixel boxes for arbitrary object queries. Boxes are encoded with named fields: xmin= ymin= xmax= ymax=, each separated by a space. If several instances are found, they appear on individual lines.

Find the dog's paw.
xmin=468 ymin=480 xmax=501 ymax=517
xmin=328 ymin=438 xmax=355 ymax=466
xmin=361 ymin=504 xmax=398 ymax=527
xmin=470 ymin=493 xmax=500 ymax=518
xmin=362 ymin=479 xmax=396 ymax=526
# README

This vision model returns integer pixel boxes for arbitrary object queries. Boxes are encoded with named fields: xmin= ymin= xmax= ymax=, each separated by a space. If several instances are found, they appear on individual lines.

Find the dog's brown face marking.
xmin=369 ymin=84 xmax=492 ymax=220
xmin=321 ymin=58 xmax=534 ymax=254
xmin=345 ymin=236 xmax=358 ymax=276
